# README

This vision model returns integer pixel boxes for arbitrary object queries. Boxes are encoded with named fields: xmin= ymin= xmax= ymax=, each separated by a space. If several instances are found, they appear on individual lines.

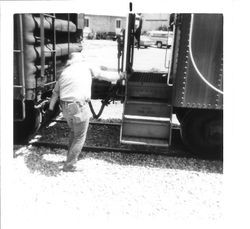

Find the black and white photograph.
xmin=1 ymin=0 xmax=249 ymax=228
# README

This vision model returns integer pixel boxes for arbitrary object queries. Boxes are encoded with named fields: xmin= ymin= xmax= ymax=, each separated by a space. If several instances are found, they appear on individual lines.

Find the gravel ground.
xmin=10 ymin=145 xmax=223 ymax=228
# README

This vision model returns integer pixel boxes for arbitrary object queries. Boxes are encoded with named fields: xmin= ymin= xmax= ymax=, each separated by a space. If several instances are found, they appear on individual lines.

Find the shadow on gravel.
xmin=85 ymin=152 xmax=223 ymax=174
xmin=19 ymin=123 xmax=222 ymax=175
xmin=24 ymin=151 xmax=63 ymax=177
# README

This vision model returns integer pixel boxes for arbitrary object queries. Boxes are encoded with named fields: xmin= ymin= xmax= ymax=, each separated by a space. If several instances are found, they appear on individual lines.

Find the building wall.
xmin=82 ymin=13 xmax=170 ymax=35
xmin=84 ymin=14 xmax=126 ymax=34
xmin=141 ymin=13 xmax=170 ymax=32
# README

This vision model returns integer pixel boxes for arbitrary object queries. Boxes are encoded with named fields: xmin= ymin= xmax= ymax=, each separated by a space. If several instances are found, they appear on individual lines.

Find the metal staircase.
xmin=120 ymin=72 xmax=173 ymax=147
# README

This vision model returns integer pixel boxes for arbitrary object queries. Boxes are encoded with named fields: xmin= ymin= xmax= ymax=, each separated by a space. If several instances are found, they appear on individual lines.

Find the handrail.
xmin=52 ymin=13 xmax=56 ymax=82
xmin=165 ymin=15 xmax=176 ymax=86
xmin=67 ymin=13 xmax=70 ymax=57
xmin=14 ymin=14 xmax=26 ymax=121
xmin=166 ymin=29 xmax=175 ymax=86
xmin=123 ymin=13 xmax=130 ymax=72
xmin=40 ymin=14 xmax=57 ymax=82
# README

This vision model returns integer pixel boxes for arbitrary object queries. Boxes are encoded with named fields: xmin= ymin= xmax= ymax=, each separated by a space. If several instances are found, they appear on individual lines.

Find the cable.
xmin=189 ymin=14 xmax=223 ymax=95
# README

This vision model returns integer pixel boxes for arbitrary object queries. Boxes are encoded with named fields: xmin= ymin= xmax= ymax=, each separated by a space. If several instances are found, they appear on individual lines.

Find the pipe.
xmin=40 ymin=14 xmax=45 ymax=78
xmin=17 ymin=14 xmax=26 ymax=121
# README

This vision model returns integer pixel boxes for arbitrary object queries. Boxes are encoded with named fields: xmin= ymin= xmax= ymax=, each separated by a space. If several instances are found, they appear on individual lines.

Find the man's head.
xmin=66 ymin=52 xmax=84 ymax=66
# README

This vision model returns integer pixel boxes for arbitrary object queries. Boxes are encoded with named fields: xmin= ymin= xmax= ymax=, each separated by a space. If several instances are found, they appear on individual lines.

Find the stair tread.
xmin=121 ymin=136 xmax=169 ymax=147
xmin=123 ymin=115 xmax=171 ymax=121
xmin=126 ymin=99 xmax=170 ymax=105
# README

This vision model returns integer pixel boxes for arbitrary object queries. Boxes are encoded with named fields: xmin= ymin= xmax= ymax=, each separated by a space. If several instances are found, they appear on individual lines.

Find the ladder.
xmin=40 ymin=13 xmax=57 ymax=86
xmin=120 ymin=72 xmax=173 ymax=147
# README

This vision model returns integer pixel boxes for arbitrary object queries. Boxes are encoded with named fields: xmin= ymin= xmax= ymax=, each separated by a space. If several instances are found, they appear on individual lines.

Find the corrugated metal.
xmin=172 ymin=14 xmax=223 ymax=110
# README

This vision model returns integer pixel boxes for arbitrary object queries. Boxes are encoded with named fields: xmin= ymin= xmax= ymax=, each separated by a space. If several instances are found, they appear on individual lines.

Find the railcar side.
xmin=14 ymin=13 xmax=83 ymax=143
xmin=116 ymin=13 xmax=223 ymax=158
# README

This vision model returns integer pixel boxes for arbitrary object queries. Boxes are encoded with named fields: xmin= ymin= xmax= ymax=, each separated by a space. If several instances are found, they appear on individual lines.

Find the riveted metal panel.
xmin=172 ymin=14 xmax=223 ymax=110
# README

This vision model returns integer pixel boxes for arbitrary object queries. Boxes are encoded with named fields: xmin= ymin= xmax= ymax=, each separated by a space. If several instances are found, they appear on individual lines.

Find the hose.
xmin=88 ymin=101 xmax=106 ymax=119
xmin=189 ymin=14 xmax=223 ymax=95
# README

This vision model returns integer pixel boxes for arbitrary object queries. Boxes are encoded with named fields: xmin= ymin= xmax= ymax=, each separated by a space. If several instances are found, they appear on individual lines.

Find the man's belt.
xmin=60 ymin=99 xmax=89 ymax=107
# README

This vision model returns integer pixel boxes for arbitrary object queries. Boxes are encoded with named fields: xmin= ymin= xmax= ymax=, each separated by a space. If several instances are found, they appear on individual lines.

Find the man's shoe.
xmin=62 ymin=164 xmax=77 ymax=172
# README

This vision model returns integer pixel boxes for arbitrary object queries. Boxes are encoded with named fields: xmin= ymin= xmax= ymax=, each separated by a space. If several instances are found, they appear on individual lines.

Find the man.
xmin=47 ymin=52 xmax=122 ymax=172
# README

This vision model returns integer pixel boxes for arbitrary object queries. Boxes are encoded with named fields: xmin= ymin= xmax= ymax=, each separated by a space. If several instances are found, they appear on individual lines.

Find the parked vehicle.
xmin=106 ymin=32 xmax=117 ymax=41
xmin=135 ymin=35 xmax=155 ymax=48
xmin=96 ymin=32 xmax=117 ymax=40
xmin=146 ymin=30 xmax=173 ymax=48
xmin=96 ymin=32 xmax=106 ymax=40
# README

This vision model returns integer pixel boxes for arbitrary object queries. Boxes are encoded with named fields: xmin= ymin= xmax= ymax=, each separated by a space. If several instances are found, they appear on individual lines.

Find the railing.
xmin=14 ymin=14 xmax=26 ymax=121
xmin=40 ymin=14 xmax=57 ymax=86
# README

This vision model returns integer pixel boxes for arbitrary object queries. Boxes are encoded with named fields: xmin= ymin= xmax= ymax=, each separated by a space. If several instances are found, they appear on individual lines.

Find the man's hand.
xmin=42 ymin=109 xmax=54 ymax=127
xmin=119 ymin=72 xmax=126 ymax=80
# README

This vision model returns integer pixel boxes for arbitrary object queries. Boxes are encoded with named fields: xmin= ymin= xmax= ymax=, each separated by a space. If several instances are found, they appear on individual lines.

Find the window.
xmin=84 ymin=17 xmax=89 ymax=27
xmin=116 ymin=19 xmax=121 ymax=29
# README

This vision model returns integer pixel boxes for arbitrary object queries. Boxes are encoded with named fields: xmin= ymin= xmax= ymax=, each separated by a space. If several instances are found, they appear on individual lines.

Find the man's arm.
xmin=49 ymin=81 xmax=59 ymax=110
xmin=90 ymin=65 xmax=124 ymax=82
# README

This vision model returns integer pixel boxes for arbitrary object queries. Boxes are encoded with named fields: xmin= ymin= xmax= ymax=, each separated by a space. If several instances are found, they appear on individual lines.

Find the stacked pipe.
xmin=21 ymin=14 xmax=82 ymax=100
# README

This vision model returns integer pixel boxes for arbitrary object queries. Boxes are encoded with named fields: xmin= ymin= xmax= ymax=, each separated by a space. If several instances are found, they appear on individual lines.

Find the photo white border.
xmin=1 ymin=0 xmax=249 ymax=228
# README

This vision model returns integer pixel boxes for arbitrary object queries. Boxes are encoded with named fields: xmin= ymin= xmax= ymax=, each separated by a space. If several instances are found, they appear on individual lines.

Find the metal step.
xmin=126 ymin=72 xmax=172 ymax=101
xmin=121 ymin=116 xmax=171 ymax=147
xmin=124 ymin=115 xmax=170 ymax=121
xmin=120 ymin=136 xmax=170 ymax=147
xmin=124 ymin=100 xmax=172 ymax=118
xmin=127 ymin=81 xmax=171 ymax=100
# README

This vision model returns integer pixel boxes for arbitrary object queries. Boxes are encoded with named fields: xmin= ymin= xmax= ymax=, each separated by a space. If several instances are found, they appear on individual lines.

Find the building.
xmin=141 ymin=13 xmax=170 ymax=32
xmin=80 ymin=13 xmax=170 ymax=38
xmin=83 ymin=14 xmax=126 ymax=35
